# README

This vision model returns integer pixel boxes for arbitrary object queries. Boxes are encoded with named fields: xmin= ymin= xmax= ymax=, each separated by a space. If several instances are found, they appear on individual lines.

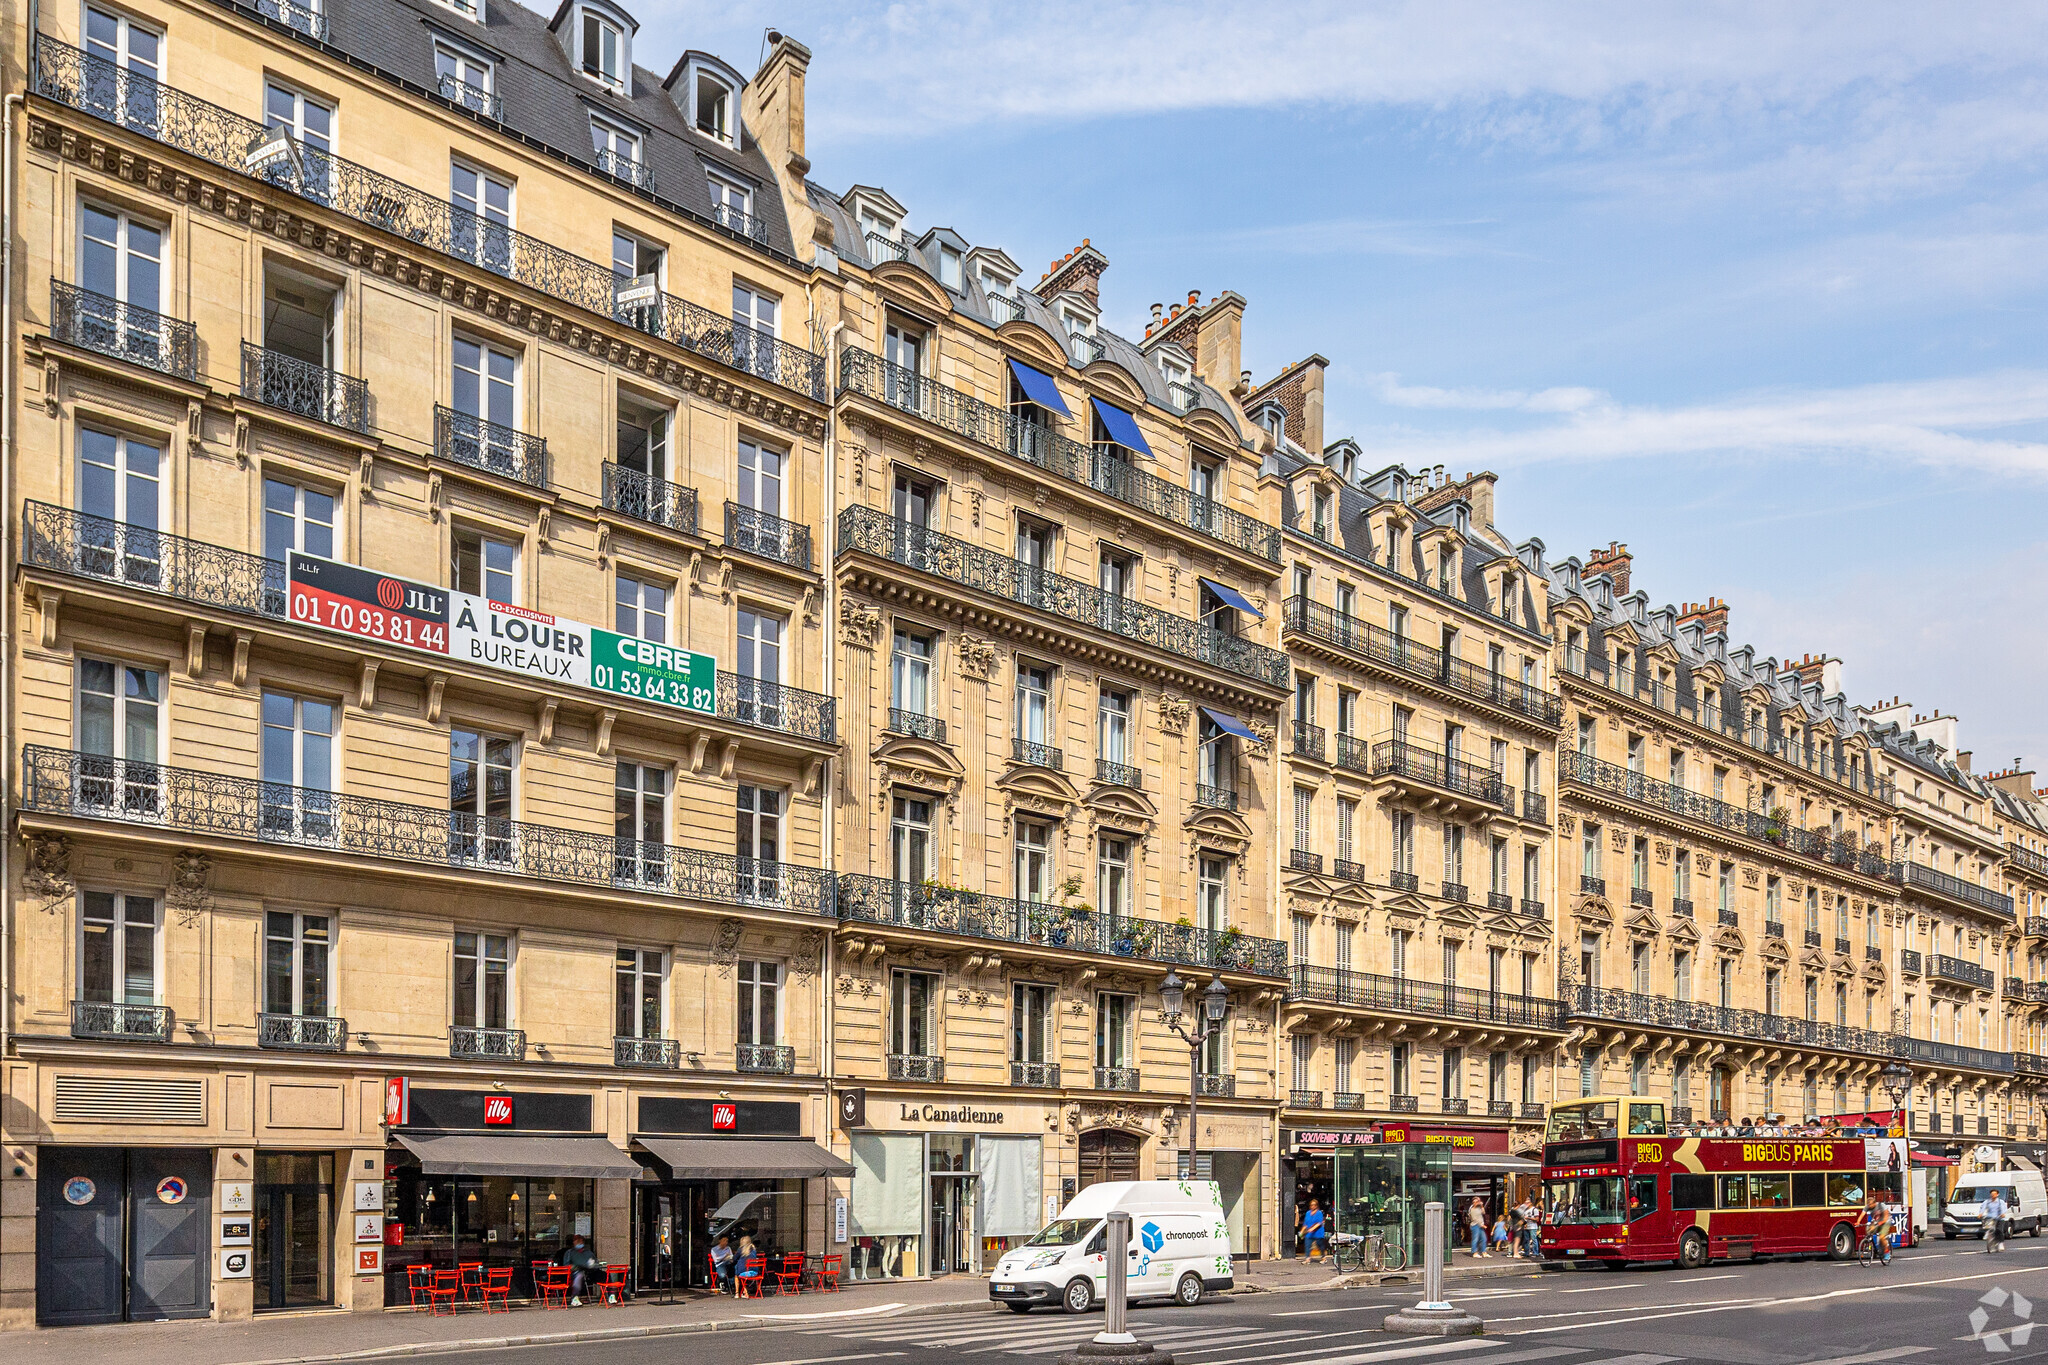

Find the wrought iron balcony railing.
xmin=1389 ymin=870 xmax=1419 ymax=892
xmin=1902 ymin=861 xmax=2013 ymax=918
xmin=603 ymin=463 xmax=699 ymax=536
xmin=1669 ymin=1105 xmax=1695 ymax=1126
xmin=864 ymin=231 xmax=908 ymax=263
xmin=1559 ymin=750 xmax=1902 ymax=882
xmin=434 ymin=405 xmax=547 ymax=487
xmin=50 ymin=280 xmax=196 ymax=380
xmin=1370 ymin=738 xmax=1507 ymax=807
xmin=1764 ymin=921 xmax=1786 ymax=941
xmin=840 ymin=507 xmax=1288 ymax=688
xmin=1522 ymin=898 xmax=1546 ymax=918
xmin=1902 ymin=949 xmax=1923 ymax=974
xmin=1290 ymin=1089 xmax=1324 ymax=1109
xmin=31 ymin=40 xmax=826 ymax=401
xmin=1094 ymin=1066 xmax=1140 ymax=1092
xmin=737 ymin=1043 xmax=796 ymax=1074
xmin=1283 ymin=597 xmax=1563 ymax=727
xmin=2027 ymin=917 xmax=2048 ymax=939
xmin=2017 ymin=1052 xmax=2048 ymax=1078
xmin=840 ymin=349 xmax=1280 ymax=561
xmin=258 ymin=1013 xmax=348 ymax=1052
xmin=1930 ymin=955 xmax=1995 ymax=990
xmin=1389 ymin=1095 xmax=1419 ymax=1113
xmin=1867 ymin=945 xmax=1883 ymax=963
xmin=592 ymin=147 xmax=654 ymax=192
xmin=450 ymin=1025 xmax=525 ymax=1060
xmin=72 ymin=999 xmax=172 ymax=1042
xmin=1893 ymin=1036 xmax=2012 ymax=1074
xmin=1011 ymin=1060 xmax=1061 ymax=1088
xmin=724 ymin=503 xmax=813 ymax=571
xmin=1333 ymin=1092 xmax=1364 ymax=1111
xmin=2031 ymin=982 xmax=2048 ymax=1004
xmin=1804 ymin=928 xmax=1823 ymax=948
xmin=1485 ymin=890 xmax=1514 ymax=912
xmin=836 ymin=873 xmax=1289 ymax=977
xmin=712 ymin=203 xmax=769 ymax=244
xmin=256 ymin=0 xmax=328 ymax=38
xmin=1442 ymin=881 xmax=1469 ymax=903
xmin=436 ymin=73 xmax=502 ymax=121
xmin=615 ymin=1036 xmax=679 ymax=1068
xmin=1571 ymin=985 xmax=2010 ymax=1072
xmin=1520 ymin=1102 xmax=1547 ymax=1120
xmin=241 ymin=343 xmax=370 ymax=433
xmin=888 ymin=1053 xmax=944 ymax=1082
xmin=1334 ymin=859 xmax=1367 ymax=883
xmin=1672 ymin=897 xmax=1695 ymax=919
xmin=1335 ymin=734 xmax=1369 ymax=773
xmin=1289 ymin=965 xmax=1567 ymax=1029
xmin=1835 ymin=937 xmax=1852 ymax=955
xmin=1581 ymin=875 xmax=1607 ymax=896
xmin=22 ymin=505 xmax=834 ymax=743
xmin=888 ymin=708 xmax=947 ymax=744
xmin=1288 ymin=849 xmax=1323 ymax=875
xmin=2008 ymin=976 xmax=2028 ymax=998
xmin=1195 ymin=783 xmax=1239 ymax=811
xmin=1718 ymin=907 xmax=1739 ymax=927
xmin=1523 ymin=791 xmax=1548 ymax=823
xmin=1292 ymin=722 xmax=1326 ymax=762
xmin=2012 ymin=846 xmax=2048 ymax=880
xmin=1631 ymin=887 xmax=1654 ymax=909
xmin=1013 ymin=737 xmax=1064 ymax=770
xmin=1441 ymin=1097 xmax=1469 ymax=1115
xmin=23 ymin=745 xmax=836 ymax=915
xmin=1096 ymin=758 xmax=1141 ymax=789
xmin=1198 ymin=1073 xmax=1236 ymax=1098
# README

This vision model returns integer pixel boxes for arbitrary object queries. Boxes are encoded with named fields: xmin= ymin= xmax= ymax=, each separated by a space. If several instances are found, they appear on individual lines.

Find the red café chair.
xmin=429 ymin=1268 xmax=462 ymax=1316
xmin=529 ymin=1260 xmax=553 ymax=1298
xmin=818 ymin=1254 xmax=843 ymax=1292
xmin=735 ymin=1255 xmax=766 ymax=1298
xmin=482 ymin=1267 xmax=514 ymax=1313
xmin=599 ymin=1265 xmax=629 ymax=1305
xmin=539 ymin=1265 xmax=574 ymax=1310
xmin=458 ymin=1261 xmax=484 ymax=1304
xmin=773 ymin=1252 xmax=803 ymax=1296
xmin=406 ymin=1264 xmax=435 ymax=1311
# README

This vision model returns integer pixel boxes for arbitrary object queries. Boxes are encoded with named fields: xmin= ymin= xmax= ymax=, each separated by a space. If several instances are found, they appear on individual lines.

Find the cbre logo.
xmin=377 ymin=577 xmax=405 ymax=610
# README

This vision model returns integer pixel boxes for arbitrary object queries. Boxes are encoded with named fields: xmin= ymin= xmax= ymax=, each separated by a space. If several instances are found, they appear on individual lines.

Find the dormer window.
xmin=430 ymin=0 xmax=478 ymax=19
xmin=694 ymin=70 xmax=733 ymax=143
xmin=706 ymin=170 xmax=755 ymax=237
xmin=1311 ymin=489 xmax=1332 ymax=541
xmin=978 ymin=269 xmax=1011 ymax=300
xmin=937 ymin=244 xmax=963 ymax=291
xmin=1261 ymin=407 xmax=1283 ymax=440
xmin=434 ymin=40 xmax=495 ymax=118
xmin=859 ymin=210 xmax=897 ymax=243
xmin=590 ymin=115 xmax=649 ymax=190
xmin=578 ymin=7 xmax=626 ymax=89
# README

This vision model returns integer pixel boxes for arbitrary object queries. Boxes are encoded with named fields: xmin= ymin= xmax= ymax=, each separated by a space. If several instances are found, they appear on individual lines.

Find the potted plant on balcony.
xmin=1764 ymin=805 xmax=1790 ymax=846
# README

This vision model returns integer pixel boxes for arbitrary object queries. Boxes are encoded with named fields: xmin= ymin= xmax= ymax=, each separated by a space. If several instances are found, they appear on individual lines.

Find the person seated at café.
xmin=710 ymin=1234 xmax=735 ymax=1292
xmin=736 ymin=1234 xmax=764 ymax=1292
xmin=557 ymin=1233 xmax=602 ymax=1305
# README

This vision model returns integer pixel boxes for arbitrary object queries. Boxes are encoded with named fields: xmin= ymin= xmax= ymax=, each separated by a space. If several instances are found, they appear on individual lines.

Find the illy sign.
xmin=712 ymin=1103 xmax=738 ymax=1130
xmin=483 ymin=1096 xmax=515 ymax=1126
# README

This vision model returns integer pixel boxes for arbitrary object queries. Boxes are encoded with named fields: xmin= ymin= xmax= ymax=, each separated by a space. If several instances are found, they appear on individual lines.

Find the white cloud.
xmin=1366 ymin=372 xmax=1608 ymax=413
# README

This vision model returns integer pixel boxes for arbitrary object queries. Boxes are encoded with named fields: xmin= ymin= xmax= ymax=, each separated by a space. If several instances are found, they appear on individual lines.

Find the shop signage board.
xmin=483 ymin=1096 xmax=515 ymax=1126
xmin=833 ymin=1197 xmax=848 ymax=1243
xmin=837 ymin=1089 xmax=866 ymax=1130
xmin=1292 ymin=1129 xmax=1382 ymax=1148
xmin=220 ymin=1248 xmax=252 ymax=1280
xmin=354 ymin=1181 xmax=384 ymax=1212
xmin=220 ymin=1181 xmax=253 ymax=1212
xmin=354 ymin=1214 xmax=382 ymax=1243
xmin=1379 ymin=1124 xmax=1511 ymax=1153
xmin=356 ymin=1246 xmax=384 ymax=1277
xmin=219 ymin=1217 xmax=253 ymax=1246
xmin=384 ymin=1076 xmax=410 ymax=1127
xmin=287 ymin=552 xmax=714 ymax=715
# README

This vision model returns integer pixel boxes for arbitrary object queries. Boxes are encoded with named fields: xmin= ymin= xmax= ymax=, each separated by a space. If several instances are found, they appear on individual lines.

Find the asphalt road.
xmin=386 ymin=1237 xmax=2048 ymax=1365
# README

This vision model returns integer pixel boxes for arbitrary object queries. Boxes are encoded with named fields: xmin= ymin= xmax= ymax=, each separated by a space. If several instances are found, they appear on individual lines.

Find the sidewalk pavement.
xmin=7 ymin=1252 xmax=1548 ymax=1365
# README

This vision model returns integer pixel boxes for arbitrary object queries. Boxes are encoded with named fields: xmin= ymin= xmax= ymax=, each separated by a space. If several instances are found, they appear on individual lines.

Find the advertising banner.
xmin=286 ymin=552 xmax=714 ymax=715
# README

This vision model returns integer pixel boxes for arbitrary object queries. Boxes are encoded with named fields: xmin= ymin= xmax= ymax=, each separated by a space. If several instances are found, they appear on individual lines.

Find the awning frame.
xmin=1198 ymin=576 xmax=1262 ymax=619
xmin=393 ymin=1132 xmax=645 ymax=1181
xmin=1199 ymin=706 xmax=1260 ymax=744
xmin=1007 ymin=359 xmax=1073 ymax=418
xmin=635 ymin=1136 xmax=854 ymax=1181
xmin=1090 ymin=397 xmax=1153 ymax=458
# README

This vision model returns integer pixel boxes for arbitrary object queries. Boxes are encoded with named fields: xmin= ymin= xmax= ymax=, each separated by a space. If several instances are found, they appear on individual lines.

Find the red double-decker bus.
xmin=1538 ymin=1096 xmax=1901 ymax=1268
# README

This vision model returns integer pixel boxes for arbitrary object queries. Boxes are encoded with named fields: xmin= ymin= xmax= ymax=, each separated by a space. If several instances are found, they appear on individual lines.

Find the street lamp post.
xmin=1880 ymin=1061 xmax=1912 ymax=1137
xmin=1160 ymin=972 xmax=1231 ymax=1179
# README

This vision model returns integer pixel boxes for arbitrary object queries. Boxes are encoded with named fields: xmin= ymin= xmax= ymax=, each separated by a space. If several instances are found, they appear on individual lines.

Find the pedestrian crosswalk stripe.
xmin=1571 ymin=1356 xmax=1677 ymax=1365
xmin=996 ymin=1326 xmax=1303 ymax=1355
xmin=1176 ymin=1324 xmax=1462 ymax=1365
xmin=1312 ymin=1340 xmax=1507 ymax=1365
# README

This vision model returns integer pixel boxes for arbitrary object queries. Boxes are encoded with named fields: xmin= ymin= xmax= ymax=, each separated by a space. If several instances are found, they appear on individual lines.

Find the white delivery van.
xmin=988 ymin=1180 xmax=1233 ymax=1314
xmin=1942 ymin=1169 xmax=2048 ymax=1239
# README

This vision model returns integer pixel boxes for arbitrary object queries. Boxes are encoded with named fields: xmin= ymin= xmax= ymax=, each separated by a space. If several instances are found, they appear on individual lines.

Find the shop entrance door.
xmin=38 ymin=1147 xmax=212 ymax=1325
xmin=256 ymin=1152 xmax=333 ymax=1309
xmin=1077 ymin=1131 xmax=1142 ymax=1189
xmin=928 ymin=1174 xmax=975 ymax=1275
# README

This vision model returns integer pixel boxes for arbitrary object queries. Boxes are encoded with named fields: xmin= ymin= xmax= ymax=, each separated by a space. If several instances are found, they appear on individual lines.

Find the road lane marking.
xmin=1558 ymin=1284 xmax=1638 ymax=1293
xmin=1269 ymin=1302 xmax=1395 ymax=1316
xmin=1572 ymin=1356 xmax=1676 ymax=1365
xmin=1482 ymin=1297 xmax=1760 ymax=1323
xmin=1794 ymin=1350 xmax=1933 ymax=1365
xmin=751 ymin=1355 xmax=909 ymax=1365
xmin=1177 ymin=1325 xmax=1472 ymax=1365
xmin=1668 ymin=1273 xmax=1742 ymax=1283
xmin=747 ymin=1304 xmax=911 ymax=1320
xmin=1313 ymin=1342 xmax=1507 ymax=1365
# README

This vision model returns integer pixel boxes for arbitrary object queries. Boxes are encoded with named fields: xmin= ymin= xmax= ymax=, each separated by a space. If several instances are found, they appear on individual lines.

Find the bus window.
xmin=1673 ymin=1173 xmax=1714 ymax=1210
xmin=1627 ymin=1102 xmax=1666 ymax=1136
xmin=1627 ymin=1175 xmax=1659 ymax=1220
xmin=1545 ymin=1176 xmax=1625 ymax=1223
xmin=1750 ymin=1174 xmax=1791 ymax=1209
xmin=1718 ymin=1174 xmax=1748 ymax=1209
xmin=1545 ymin=1101 xmax=1618 ymax=1142
xmin=1792 ymin=1172 xmax=1825 ymax=1207
xmin=1825 ymin=1173 xmax=1867 ymax=1208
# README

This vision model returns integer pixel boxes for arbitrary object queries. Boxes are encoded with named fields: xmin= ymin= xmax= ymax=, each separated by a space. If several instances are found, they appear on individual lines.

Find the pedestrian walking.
xmin=1984 ymin=1189 xmax=2010 ymax=1253
xmin=1468 ymin=1198 xmax=1488 ymax=1257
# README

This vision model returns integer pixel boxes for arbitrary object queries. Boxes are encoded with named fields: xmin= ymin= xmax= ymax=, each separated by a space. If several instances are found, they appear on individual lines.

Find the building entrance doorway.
xmin=256 ymin=1151 xmax=333 ymax=1310
xmin=37 ymin=1147 xmax=213 ymax=1325
xmin=1078 ymin=1130 xmax=1142 ymax=1188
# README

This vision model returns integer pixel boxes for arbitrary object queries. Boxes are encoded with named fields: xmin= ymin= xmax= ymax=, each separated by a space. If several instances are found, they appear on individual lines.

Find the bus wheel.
xmin=1828 ymin=1223 xmax=1857 ymax=1261
xmin=1678 ymin=1232 xmax=1709 ymax=1270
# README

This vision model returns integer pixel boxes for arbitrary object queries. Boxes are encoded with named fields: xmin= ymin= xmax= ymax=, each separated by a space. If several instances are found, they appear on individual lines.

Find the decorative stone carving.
xmin=1559 ymin=814 xmax=1576 ymax=836
xmin=957 ymin=634 xmax=999 ymax=682
xmin=1610 ymin=828 xmax=1628 ymax=852
xmin=839 ymin=598 xmax=882 ymax=649
xmin=713 ymin=918 xmax=745 ymax=978
xmin=167 ymin=850 xmax=213 ymax=927
xmin=1247 ymin=721 xmax=1275 ymax=757
xmin=22 ymin=831 xmax=72 ymax=910
xmin=791 ymin=932 xmax=824 ymax=984
xmin=1158 ymin=694 xmax=1191 ymax=737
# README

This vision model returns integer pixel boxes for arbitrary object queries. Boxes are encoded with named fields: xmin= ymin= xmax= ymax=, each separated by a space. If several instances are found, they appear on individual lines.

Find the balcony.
xmin=1012 ymin=737 xmax=1064 ymax=771
xmin=1764 ymin=922 xmax=1786 ymax=942
xmin=1803 ymin=929 xmax=1823 ymax=948
xmin=2017 ymin=1052 xmax=2048 ymax=1078
xmin=615 ymin=1037 xmax=679 ymax=1069
xmin=1630 ymin=887 xmax=1653 ymax=909
xmin=1292 ymin=722 xmax=1327 ymax=762
xmin=1573 ymin=986 xmax=1901 ymax=1058
xmin=1902 ymin=861 xmax=2013 ymax=919
xmin=434 ymin=405 xmax=548 ymax=488
xmin=1893 ymin=1036 xmax=2012 ymax=1074
xmin=840 ymin=349 xmax=1280 ymax=562
xmin=737 ymin=1043 xmax=796 ymax=1074
xmin=1902 ymin=949 xmax=1923 ymax=975
xmin=724 ymin=503 xmax=813 ymax=571
xmin=1390 ymin=1095 xmax=1419 ymax=1113
xmin=1520 ymin=1102 xmax=1547 ymax=1120
xmin=241 ymin=343 xmax=370 ymax=434
xmin=592 ymin=146 xmax=655 ymax=192
xmin=1334 ymin=859 xmax=1366 ymax=883
xmin=603 ymin=464 xmax=699 ymax=536
xmin=836 ymin=873 xmax=1289 ymax=977
xmin=71 ymin=1000 xmax=172 ymax=1042
xmin=31 ymin=40 xmax=828 ymax=403
xmin=1290 ymin=1089 xmax=1324 ymax=1109
xmin=1390 ymin=870 xmax=1420 ymax=892
xmin=1867 ymin=945 xmax=1883 ymax=963
xmin=711 ymin=202 xmax=769 ymax=244
xmin=1440 ymin=1097 xmax=1469 ymax=1115
xmin=25 ymin=503 xmax=836 ymax=742
xmin=1334 ymin=734 xmax=1369 ymax=773
xmin=1094 ymin=1066 xmax=1141 ymax=1092
xmin=23 ymin=745 xmax=837 ymax=915
xmin=1486 ymin=1099 xmax=1514 ymax=1119
xmin=839 ymin=507 xmax=1288 ymax=688
xmin=1096 ymin=758 xmax=1141 ymax=789
xmin=1289 ymin=849 xmax=1324 ymax=875
xmin=436 ymin=72 xmax=502 ymax=120
xmin=1334 ymin=1092 xmax=1364 ymax=1111
xmin=1522 ymin=791 xmax=1548 ymax=823
xmin=2014 ymin=846 xmax=2048 ymax=880
xmin=1487 ymin=891 xmax=1514 ymax=912
xmin=1282 ymin=597 xmax=1562 ymax=727
xmin=1558 ymin=750 xmax=1900 ymax=882
xmin=1672 ymin=897 xmax=1695 ymax=919
xmin=2027 ymin=917 xmax=2048 ymax=939
xmin=1670 ymin=1105 xmax=1694 ymax=1126
xmin=1290 ymin=965 xmax=1567 ymax=1030
xmin=2008 ymin=976 xmax=2028 ymax=998
xmin=1930 ymin=955 xmax=1995 ymax=990
xmin=2031 ymin=983 xmax=2048 ymax=1004
xmin=258 ymin=1013 xmax=348 ymax=1052
xmin=256 ymin=0 xmax=327 ymax=38
xmin=1442 ymin=882 xmax=1468 ymax=903
xmin=1835 ymin=938 xmax=1852 ymax=956
xmin=1581 ymin=875 xmax=1607 ymax=897
xmin=1012 ymin=1061 xmax=1061 ymax=1088
xmin=888 ymin=708 xmax=947 ymax=744
xmin=1718 ymin=908 xmax=1739 ymax=927
xmin=889 ymin=1054 xmax=945 ymax=1082
xmin=1196 ymin=784 xmax=1240 ymax=811
xmin=1198 ymin=1074 xmax=1236 ymax=1098
xmin=50 ymin=280 xmax=196 ymax=380
xmin=1522 ymin=898 xmax=1546 ymax=919
xmin=1369 ymin=738 xmax=1508 ymax=809
xmin=450 ymin=1026 xmax=526 ymax=1061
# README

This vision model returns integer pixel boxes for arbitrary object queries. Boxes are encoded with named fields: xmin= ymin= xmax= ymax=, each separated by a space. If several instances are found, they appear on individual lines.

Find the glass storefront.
xmin=633 ymin=1178 xmax=803 ymax=1290
xmin=380 ymin=1162 xmax=594 ymax=1305
xmin=255 ymin=1152 xmax=332 ymax=1310
xmin=850 ymin=1132 xmax=1044 ymax=1279
xmin=1331 ymin=1142 xmax=1454 ymax=1269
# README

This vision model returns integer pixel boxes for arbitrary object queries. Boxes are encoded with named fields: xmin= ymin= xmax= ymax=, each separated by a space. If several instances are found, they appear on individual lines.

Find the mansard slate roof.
xmin=224 ymin=0 xmax=798 ymax=257
xmin=804 ymin=180 xmax=1242 ymax=434
xmin=1864 ymin=718 xmax=1994 ymax=796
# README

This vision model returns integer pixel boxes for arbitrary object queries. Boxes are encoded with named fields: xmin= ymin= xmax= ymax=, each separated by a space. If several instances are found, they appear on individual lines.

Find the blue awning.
xmin=1007 ymin=359 xmax=1072 ymax=418
xmin=1090 ymin=397 xmax=1153 ymax=457
xmin=1199 ymin=707 xmax=1260 ymax=743
xmin=1199 ymin=577 xmax=1262 ymax=619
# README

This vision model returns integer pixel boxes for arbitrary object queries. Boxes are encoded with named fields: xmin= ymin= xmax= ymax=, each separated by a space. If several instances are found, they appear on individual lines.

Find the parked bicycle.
xmin=1329 ymin=1231 xmax=1407 ymax=1273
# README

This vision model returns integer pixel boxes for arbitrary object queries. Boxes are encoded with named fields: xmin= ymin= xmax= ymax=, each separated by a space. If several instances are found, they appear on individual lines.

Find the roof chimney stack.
xmin=1584 ymin=542 xmax=1632 ymax=595
xmin=1676 ymin=596 xmax=1729 ymax=636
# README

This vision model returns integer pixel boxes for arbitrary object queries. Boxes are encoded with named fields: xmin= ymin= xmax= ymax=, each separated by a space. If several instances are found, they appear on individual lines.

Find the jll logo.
xmin=712 ymin=1103 xmax=737 ymax=1130
xmin=483 ymin=1096 xmax=514 ymax=1126
xmin=376 ymin=578 xmax=405 ymax=610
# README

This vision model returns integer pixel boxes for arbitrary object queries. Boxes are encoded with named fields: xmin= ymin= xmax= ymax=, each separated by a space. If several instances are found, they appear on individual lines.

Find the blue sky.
xmin=658 ymin=1 xmax=2048 ymax=773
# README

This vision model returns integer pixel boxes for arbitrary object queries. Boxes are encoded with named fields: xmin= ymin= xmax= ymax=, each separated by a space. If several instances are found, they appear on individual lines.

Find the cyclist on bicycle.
xmin=1861 ymin=1202 xmax=1893 ymax=1265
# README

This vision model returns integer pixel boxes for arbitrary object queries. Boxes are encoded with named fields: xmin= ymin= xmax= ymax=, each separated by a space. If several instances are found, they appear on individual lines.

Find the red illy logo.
xmin=377 ymin=578 xmax=404 ymax=610
xmin=712 ymin=1103 xmax=737 ymax=1130
xmin=483 ymin=1096 xmax=514 ymax=1125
